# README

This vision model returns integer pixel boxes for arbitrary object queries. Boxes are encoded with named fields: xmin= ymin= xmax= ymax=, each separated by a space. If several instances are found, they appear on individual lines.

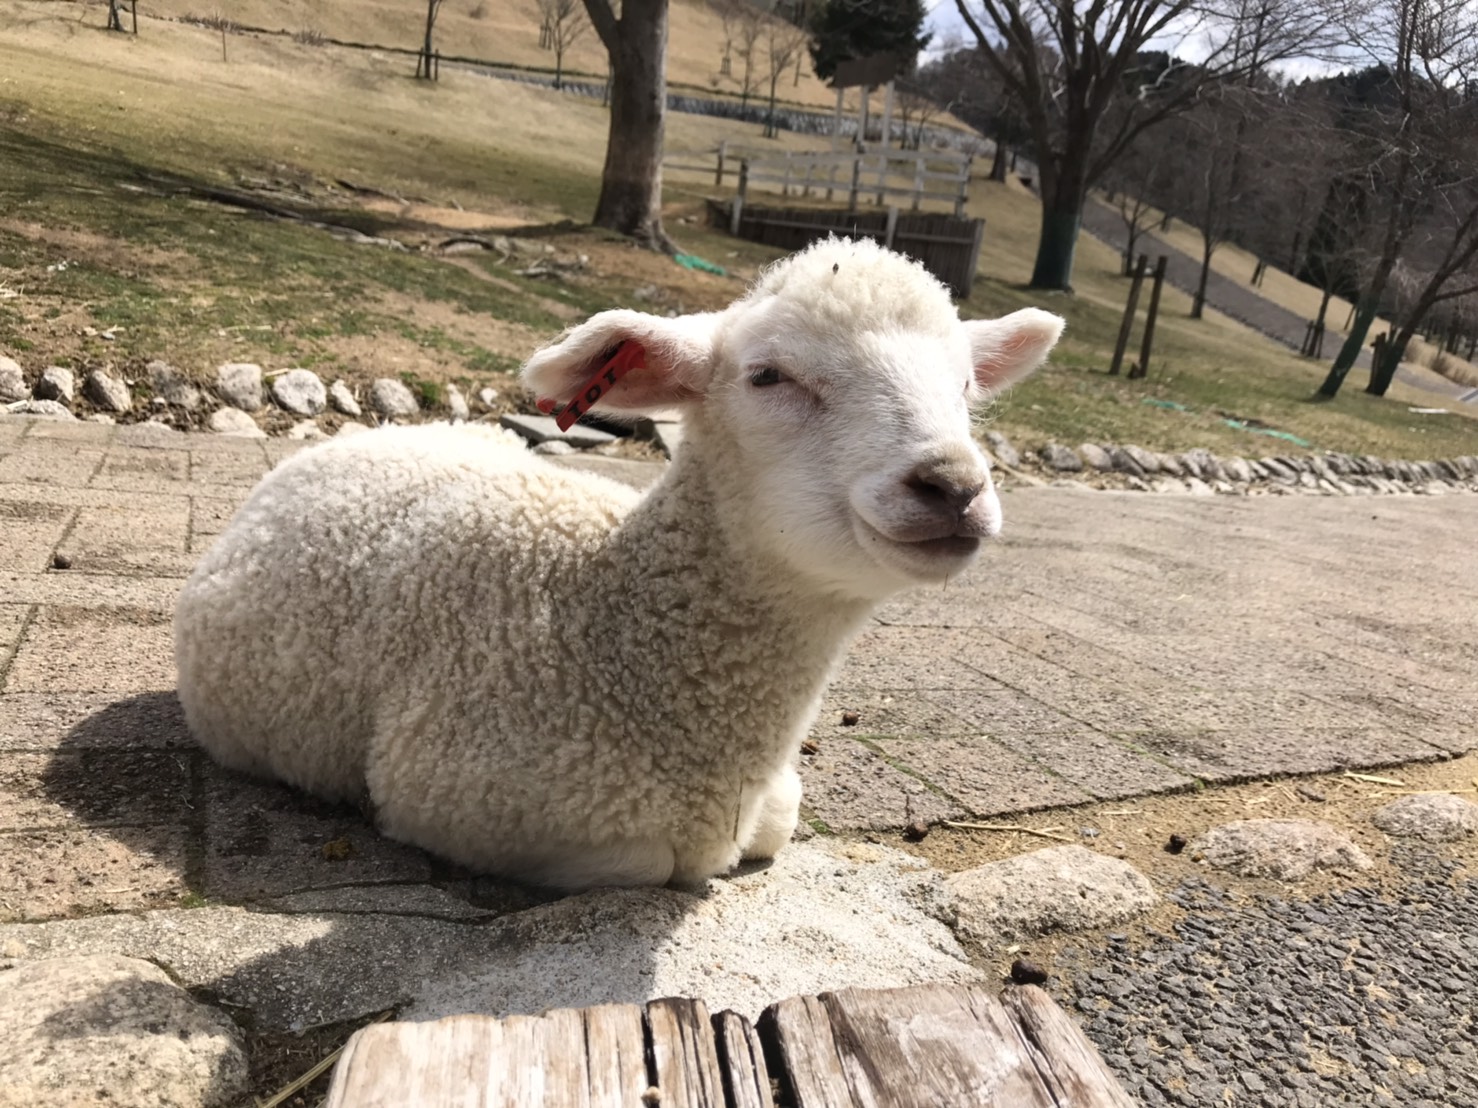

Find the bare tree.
xmin=582 ymin=0 xmax=676 ymax=251
xmin=730 ymin=2 xmax=767 ymax=109
xmin=1318 ymin=0 xmax=1478 ymax=396
xmin=762 ymin=14 xmax=810 ymax=137
xmin=894 ymin=77 xmax=950 ymax=150
xmin=539 ymin=0 xmax=590 ymax=89
xmin=953 ymin=0 xmax=1348 ymax=290
xmin=417 ymin=0 xmax=445 ymax=79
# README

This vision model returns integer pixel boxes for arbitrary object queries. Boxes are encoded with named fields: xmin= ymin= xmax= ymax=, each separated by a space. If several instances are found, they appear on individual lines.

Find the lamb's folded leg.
xmin=739 ymin=763 xmax=802 ymax=862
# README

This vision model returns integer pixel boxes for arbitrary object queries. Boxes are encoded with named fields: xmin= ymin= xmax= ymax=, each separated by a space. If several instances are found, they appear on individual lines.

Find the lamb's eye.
xmin=749 ymin=366 xmax=789 ymax=388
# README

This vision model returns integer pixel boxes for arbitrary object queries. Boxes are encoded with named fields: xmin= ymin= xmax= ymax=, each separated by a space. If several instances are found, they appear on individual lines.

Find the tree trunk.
xmin=106 ymin=0 xmax=124 ymax=30
xmin=1317 ymin=255 xmax=1394 ymax=398
xmin=591 ymin=0 xmax=674 ymax=252
xmin=988 ymin=141 xmax=1007 ymax=182
xmin=555 ymin=46 xmax=564 ymax=90
xmin=1029 ymin=206 xmax=1081 ymax=290
xmin=1366 ymin=327 xmax=1410 ymax=397
xmin=1192 ymin=239 xmax=1213 ymax=320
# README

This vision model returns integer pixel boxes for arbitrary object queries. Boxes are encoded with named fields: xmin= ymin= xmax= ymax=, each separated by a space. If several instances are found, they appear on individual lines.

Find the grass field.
xmin=2 ymin=1 xmax=1475 ymax=459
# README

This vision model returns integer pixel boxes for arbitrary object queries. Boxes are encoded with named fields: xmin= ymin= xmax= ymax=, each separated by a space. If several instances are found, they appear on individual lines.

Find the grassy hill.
xmin=1 ymin=0 xmax=1474 ymax=458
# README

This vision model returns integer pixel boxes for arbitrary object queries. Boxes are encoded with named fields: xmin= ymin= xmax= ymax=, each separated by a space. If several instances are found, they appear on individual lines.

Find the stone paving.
xmin=2 ymin=414 xmax=1478 ymax=1079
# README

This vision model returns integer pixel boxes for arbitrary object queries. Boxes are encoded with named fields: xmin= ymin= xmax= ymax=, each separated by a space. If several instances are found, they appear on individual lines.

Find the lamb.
xmin=173 ymin=237 xmax=1063 ymax=890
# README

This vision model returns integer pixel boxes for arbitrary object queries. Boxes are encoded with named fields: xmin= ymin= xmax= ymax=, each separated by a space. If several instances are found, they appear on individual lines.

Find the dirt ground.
xmin=898 ymin=750 xmax=1478 ymax=980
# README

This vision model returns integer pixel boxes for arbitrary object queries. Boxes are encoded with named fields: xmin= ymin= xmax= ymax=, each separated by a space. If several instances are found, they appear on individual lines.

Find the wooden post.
xmin=832 ymin=86 xmax=845 ymax=151
xmin=955 ymin=157 xmax=971 ymax=218
xmin=848 ymin=155 xmax=861 ymax=212
xmin=1130 ymin=256 xmax=1169 ymax=379
xmin=879 ymin=79 xmax=895 ymax=150
xmin=826 ymin=162 xmax=837 ymax=202
xmin=130 ymin=0 xmax=137 ymax=33
xmin=875 ymin=151 xmax=888 ymax=206
xmin=221 ymin=24 xmax=227 ymax=62
xmin=1110 ymin=255 xmax=1148 ymax=376
xmin=858 ymin=85 xmax=871 ymax=149
xmin=714 ymin=140 xmax=727 ymax=187
xmin=884 ymin=206 xmax=899 ymax=251
xmin=962 ymin=217 xmax=986 ymax=298
xmin=434 ymin=50 xmax=440 ymax=80
xmin=801 ymin=161 xmax=813 ymax=198
xmin=782 ymin=151 xmax=792 ymax=197
xmin=912 ymin=157 xmax=925 ymax=211
xmin=730 ymin=161 xmax=748 ymax=235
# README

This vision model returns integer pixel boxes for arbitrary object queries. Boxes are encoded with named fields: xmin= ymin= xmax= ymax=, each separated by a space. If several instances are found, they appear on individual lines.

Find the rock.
xmin=1078 ymin=443 xmax=1113 ymax=471
xmin=6 ymin=399 xmax=75 ymax=421
xmin=1260 ymin=457 xmax=1298 ymax=483
xmin=445 ymin=383 xmax=470 ymax=422
xmin=207 ymin=407 xmax=265 ymax=438
xmin=84 ymin=370 xmax=132 ymax=412
xmin=0 ymin=355 xmax=26 ymax=402
xmin=532 ymin=439 xmax=577 ymax=456
xmin=1156 ymin=453 xmax=1184 ymax=476
xmin=0 ymin=954 xmax=248 ymax=1108
xmin=1372 ymin=794 xmax=1478 ymax=842
xmin=946 ymin=846 xmax=1158 ymax=945
xmin=983 ymin=430 xmax=1021 ymax=467
xmin=87 ymin=414 xmax=116 ymax=425
xmin=1039 ymin=443 xmax=1083 ymax=472
xmin=1150 ymin=477 xmax=1185 ymax=494
xmin=477 ymin=387 xmax=499 ymax=410
xmin=34 ymin=366 xmax=75 ymax=405
xmin=1121 ymin=444 xmax=1161 ymax=474
xmin=336 ymin=421 xmax=370 ymax=437
xmin=1191 ymin=819 xmax=1372 ymax=881
xmin=147 ymin=360 xmax=202 ymax=411
xmin=369 ymin=377 xmax=419 ymax=418
xmin=1183 ymin=476 xmax=1215 ymax=496
xmin=1107 ymin=445 xmax=1145 ymax=476
xmin=1220 ymin=456 xmax=1254 ymax=483
xmin=327 ymin=379 xmax=362 ymax=417
xmin=500 ymin=412 xmax=617 ymax=449
xmin=1185 ymin=448 xmax=1223 ymax=482
xmin=287 ymin=419 xmax=326 ymax=441
xmin=214 ymin=363 xmax=263 ymax=412
xmin=270 ymin=369 xmax=326 ymax=416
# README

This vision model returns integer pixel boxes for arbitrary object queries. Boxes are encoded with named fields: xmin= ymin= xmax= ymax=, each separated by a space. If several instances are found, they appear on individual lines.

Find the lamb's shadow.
xmin=33 ymin=691 xmax=709 ymax=1032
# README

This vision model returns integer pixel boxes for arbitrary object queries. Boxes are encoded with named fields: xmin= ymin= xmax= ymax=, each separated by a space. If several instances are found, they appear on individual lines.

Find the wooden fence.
xmin=668 ymin=143 xmax=974 ymax=217
xmin=708 ymin=199 xmax=986 ymax=298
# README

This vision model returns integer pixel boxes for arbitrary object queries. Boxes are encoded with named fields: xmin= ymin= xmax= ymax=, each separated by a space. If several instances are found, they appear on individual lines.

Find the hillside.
xmin=106 ymin=0 xmax=848 ymax=109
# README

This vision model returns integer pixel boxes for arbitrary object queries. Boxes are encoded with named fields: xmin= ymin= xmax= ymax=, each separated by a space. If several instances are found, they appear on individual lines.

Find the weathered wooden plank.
xmin=1001 ymin=985 xmax=1139 ymax=1108
xmin=583 ymin=1003 xmax=651 ymax=1107
xmin=646 ymin=997 xmax=727 ymax=1108
xmin=325 ymin=1014 xmax=502 ymax=1108
xmin=713 ymin=1009 xmax=776 ymax=1108
xmin=758 ymin=994 xmax=854 ymax=1108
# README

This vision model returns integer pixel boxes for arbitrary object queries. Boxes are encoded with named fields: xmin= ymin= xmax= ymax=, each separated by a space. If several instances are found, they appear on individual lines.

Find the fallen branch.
xmin=1342 ymin=771 xmax=1406 ymax=787
xmin=257 ymin=1009 xmax=393 ymax=1108
xmin=941 ymin=821 xmax=1075 ymax=843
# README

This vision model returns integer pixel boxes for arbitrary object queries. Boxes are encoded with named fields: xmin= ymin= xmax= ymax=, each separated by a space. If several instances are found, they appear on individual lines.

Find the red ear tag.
xmin=539 ymin=341 xmax=646 ymax=432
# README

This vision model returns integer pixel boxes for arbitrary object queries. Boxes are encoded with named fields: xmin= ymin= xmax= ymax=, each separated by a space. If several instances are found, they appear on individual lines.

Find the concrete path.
xmin=2 ymin=415 xmax=1473 ymax=916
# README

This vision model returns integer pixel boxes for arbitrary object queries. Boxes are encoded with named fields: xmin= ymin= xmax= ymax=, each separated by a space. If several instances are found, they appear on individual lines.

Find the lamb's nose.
xmin=904 ymin=461 xmax=985 ymax=517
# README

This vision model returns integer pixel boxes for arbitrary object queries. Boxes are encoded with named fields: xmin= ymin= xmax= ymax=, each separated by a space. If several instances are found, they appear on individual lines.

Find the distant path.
xmin=1078 ymin=198 xmax=1474 ymax=403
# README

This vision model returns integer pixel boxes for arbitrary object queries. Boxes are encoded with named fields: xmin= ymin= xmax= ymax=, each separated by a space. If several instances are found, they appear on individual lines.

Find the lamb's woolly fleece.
xmin=175 ymin=424 xmax=866 ymax=888
xmin=176 ymin=238 xmax=1062 ymax=890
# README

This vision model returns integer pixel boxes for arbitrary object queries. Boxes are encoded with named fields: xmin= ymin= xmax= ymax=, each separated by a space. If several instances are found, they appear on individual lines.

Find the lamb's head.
xmin=522 ymin=237 xmax=1063 ymax=600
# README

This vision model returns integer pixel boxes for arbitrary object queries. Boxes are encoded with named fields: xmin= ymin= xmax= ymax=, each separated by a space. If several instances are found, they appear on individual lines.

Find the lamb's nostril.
xmin=905 ymin=467 xmax=984 ymax=515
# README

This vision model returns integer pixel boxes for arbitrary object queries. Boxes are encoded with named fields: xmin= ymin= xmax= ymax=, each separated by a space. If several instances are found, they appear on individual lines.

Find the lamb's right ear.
xmin=521 ymin=309 xmax=719 ymax=417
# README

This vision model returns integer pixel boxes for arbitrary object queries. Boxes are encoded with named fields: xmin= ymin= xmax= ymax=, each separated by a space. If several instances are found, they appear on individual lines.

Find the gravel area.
xmin=1055 ymin=846 xmax=1478 ymax=1107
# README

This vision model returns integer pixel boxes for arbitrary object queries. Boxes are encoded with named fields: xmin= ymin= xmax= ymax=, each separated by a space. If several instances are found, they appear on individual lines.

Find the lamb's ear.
xmin=964 ymin=309 xmax=1065 ymax=397
xmin=521 ymin=309 xmax=719 ymax=417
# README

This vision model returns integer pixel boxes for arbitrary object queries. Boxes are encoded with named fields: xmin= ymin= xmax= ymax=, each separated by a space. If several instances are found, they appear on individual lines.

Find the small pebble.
xmin=840 ymin=710 xmax=860 ymax=727
xmin=50 ymin=553 xmax=72 ymax=570
xmin=1166 ymin=833 xmax=1188 ymax=855
xmin=903 ymin=820 xmax=930 ymax=842
xmin=1011 ymin=958 xmax=1049 ymax=986
xmin=800 ymin=739 xmax=819 ymax=756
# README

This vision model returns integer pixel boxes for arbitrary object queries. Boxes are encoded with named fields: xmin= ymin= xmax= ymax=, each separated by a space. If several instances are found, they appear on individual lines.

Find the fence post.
xmin=826 ymin=162 xmax=837 ymax=202
xmin=875 ymin=152 xmax=887 ymax=206
xmin=1130 ymin=256 xmax=1168 ymax=379
xmin=879 ymin=79 xmax=895 ymax=149
xmin=964 ymin=217 xmax=986 ymax=297
xmin=715 ymin=140 xmax=727 ymax=187
xmin=884 ymin=206 xmax=899 ymax=251
xmin=730 ymin=161 xmax=748 ymax=236
xmin=130 ymin=0 xmax=137 ymax=32
xmin=1110 ymin=255 xmax=1149 ymax=376
xmin=848 ymin=155 xmax=861 ymax=212
xmin=955 ymin=158 xmax=970 ymax=218
xmin=782 ymin=152 xmax=792 ymax=198
xmin=912 ymin=157 xmax=924 ymax=211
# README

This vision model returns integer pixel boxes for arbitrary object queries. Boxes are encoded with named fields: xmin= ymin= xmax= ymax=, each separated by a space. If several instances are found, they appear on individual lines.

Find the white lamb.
xmin=173 ymin=237 xmax=1062 ymax=890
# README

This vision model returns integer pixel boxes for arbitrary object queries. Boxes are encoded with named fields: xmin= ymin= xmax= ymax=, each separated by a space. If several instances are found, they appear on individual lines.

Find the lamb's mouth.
xmin=857 ymin=518 xmax=986 ymax=575
xmin=904 ymin=534 xmax=982 ymax=559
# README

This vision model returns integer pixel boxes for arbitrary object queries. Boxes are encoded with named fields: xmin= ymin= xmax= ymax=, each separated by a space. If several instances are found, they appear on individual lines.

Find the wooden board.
xmin=324 ymin=984 xmax=1134 ymax=1107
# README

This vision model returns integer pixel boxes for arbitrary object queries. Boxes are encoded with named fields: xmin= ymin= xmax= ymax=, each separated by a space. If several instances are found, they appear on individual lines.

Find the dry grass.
xmin=56 ymin=0 xmax=849 ymax=109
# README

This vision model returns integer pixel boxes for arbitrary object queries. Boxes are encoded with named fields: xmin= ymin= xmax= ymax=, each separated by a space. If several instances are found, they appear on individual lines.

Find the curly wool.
xmin=175 ymin=424 xmax=865 ymax=888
